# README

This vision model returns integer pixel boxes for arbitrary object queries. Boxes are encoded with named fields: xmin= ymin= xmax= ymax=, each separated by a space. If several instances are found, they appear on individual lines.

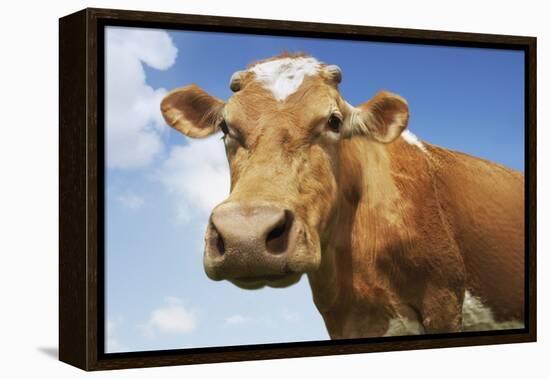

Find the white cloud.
xmin=157 ymin=137 xmax=230 ymax=223
xmin=117 ymin=191 xmax=144 ymax=210
xmin=224 ymin=310 xmax=300 ymax=328
xmin=106 ymin=320 xmax=127 ymax=353
xmin=143 ymin=297 xmax=197 ymax=336
xmin=224 ymin=314 xmax=252 ymax=326
xmin=105 ymin=27 xmax=229 ymax=222
xmin=105 ymin=27 xmax=178 ymax=169
xmin=281 ymin=309 xmax=301 ymax=322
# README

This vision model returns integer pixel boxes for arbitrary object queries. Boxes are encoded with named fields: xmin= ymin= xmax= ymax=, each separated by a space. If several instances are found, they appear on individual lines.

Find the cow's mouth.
xmin=230 ymin=272 xmax=302 ymax=290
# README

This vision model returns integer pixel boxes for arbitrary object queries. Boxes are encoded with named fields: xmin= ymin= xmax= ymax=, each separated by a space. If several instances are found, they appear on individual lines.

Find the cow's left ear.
xmin=348 ymin=91 xmax=409 ymax=143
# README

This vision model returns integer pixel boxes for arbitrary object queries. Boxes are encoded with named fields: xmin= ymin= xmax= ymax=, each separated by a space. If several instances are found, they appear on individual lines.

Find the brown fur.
xmin=311 ymin=137 xmax=523 ymax=337
xmin=161 ymin=54 xmax=524 ymax=338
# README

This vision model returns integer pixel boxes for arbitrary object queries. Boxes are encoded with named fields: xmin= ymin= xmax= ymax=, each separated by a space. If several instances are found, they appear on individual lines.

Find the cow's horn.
xmin=325 ymin=65 xmax=342 ymax=85
xmin=229 ymin=70 xmax=245 ymax=92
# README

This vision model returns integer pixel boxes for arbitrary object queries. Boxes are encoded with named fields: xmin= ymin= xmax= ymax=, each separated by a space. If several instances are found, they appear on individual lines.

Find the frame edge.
xmin=58 ymin=7 xmax=537 ymax=371
xmin=85 ymin=7 xmax=537 ymax=45
xmin=526 ymin=36 xmax=537 ymax=342
xmin=59 ymin=8 xmax=91 ymax=371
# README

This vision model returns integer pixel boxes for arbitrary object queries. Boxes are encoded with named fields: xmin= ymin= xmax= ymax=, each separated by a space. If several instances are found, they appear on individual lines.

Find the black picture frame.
xmin=59 ymin=7 xmax=537 ymax=371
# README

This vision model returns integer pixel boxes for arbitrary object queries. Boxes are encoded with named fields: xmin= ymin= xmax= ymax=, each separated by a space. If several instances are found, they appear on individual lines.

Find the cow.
xmin=160 ymin=53 xmax=524 ymax=338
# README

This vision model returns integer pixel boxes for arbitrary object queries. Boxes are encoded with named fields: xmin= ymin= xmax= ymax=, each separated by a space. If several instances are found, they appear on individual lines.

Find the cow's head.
xmin=161 ymin=54 xmax=409 ymax=289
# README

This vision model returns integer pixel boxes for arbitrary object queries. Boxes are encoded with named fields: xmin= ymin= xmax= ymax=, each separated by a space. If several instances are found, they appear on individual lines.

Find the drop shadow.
xmin=37 ymin=346 xmax=58 ymax=360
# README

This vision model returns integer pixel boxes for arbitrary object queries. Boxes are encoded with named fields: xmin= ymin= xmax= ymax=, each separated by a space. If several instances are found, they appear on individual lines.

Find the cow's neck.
xmin=307 ymin=137 xmax=418 ymax=337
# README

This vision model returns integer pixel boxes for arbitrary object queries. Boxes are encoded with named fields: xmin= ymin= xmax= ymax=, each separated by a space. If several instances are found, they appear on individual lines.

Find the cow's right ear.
xmin=161 ymin=85 xmax=225 ymax=138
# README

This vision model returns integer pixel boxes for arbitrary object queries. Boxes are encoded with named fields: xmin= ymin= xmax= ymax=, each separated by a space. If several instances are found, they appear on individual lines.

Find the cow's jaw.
xmin=230 ymin=273 xmax=303 ymax=290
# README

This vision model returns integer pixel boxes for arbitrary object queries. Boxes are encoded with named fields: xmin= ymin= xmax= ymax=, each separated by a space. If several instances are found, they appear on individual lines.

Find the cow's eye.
xmin=219 ymin=119 xmax=229 ymax=135
xmin=327 ymin=114 xmax=342 ymax=133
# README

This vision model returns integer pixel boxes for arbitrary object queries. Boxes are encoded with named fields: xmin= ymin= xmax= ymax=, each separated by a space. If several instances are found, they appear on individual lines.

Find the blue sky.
xmin=104 ymin=26 xmax=524 ymax=353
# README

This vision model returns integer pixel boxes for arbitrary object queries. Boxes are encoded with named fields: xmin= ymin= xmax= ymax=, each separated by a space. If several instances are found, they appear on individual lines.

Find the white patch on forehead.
xmin=462 ymin=290 xmax=524 ymax=331
xmin=249 ymin=57 xmax=321 ymax=101
xmin=401 ymin=130 xmax=427 ymax=152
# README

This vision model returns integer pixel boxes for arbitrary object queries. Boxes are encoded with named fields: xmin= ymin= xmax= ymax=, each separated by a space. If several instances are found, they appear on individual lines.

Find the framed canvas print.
xmin=59 ymin=8 xmax=536 ymax=371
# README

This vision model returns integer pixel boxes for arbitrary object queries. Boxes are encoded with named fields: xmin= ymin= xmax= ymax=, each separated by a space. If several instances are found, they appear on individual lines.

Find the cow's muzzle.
xmin=203 ymin=202 xmax=307 ymax=289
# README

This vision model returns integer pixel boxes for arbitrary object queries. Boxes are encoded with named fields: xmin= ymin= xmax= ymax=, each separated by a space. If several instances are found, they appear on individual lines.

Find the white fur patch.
xmin=384 ymin=317 xmax=425 ymax=336
xmin=462 ymin=290 xmax=524 ymax=331
xmin=249 ymin=57 xmax=321 ymax=101
xmin=401 ymin=130 xmax=427 ymax=152
xmin=385 ymin=291 xmax=523 ymax=336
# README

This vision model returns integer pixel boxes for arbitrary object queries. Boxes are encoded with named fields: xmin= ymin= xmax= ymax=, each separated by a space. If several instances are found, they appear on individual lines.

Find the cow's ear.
xmin=161 ymin=85 xmax=225 ymax=138
xmin=348 ymin=91 xmax=409 ymax=143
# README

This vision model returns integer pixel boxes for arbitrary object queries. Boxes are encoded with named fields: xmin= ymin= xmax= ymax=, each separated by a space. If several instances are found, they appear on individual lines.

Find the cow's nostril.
xmin=266 ymin=210 xmax=293 ymax=254
xmin=212 ymin=227 xmax=225 ymax=256
xmin=216 ymin=235 xmax=225 ymax=255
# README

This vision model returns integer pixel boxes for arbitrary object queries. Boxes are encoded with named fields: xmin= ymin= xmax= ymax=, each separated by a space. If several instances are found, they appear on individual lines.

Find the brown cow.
xmin=161 ymin=53 xmax=524 ymax=338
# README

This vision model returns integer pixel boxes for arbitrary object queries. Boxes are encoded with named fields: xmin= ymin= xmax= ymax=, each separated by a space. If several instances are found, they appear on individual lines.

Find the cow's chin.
xmin=229 ymin=273 xmax=303 ymax=290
